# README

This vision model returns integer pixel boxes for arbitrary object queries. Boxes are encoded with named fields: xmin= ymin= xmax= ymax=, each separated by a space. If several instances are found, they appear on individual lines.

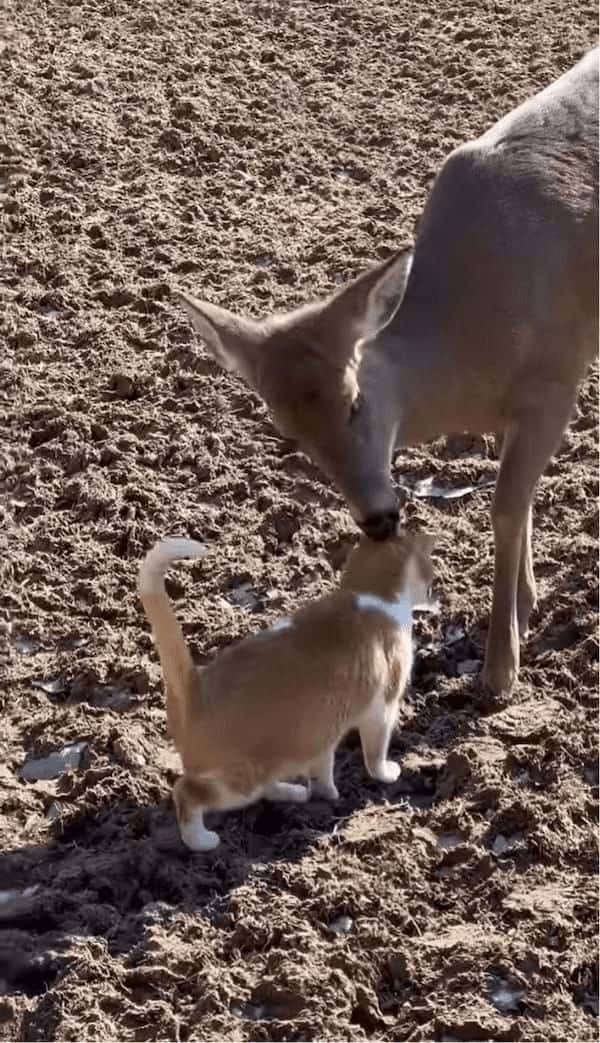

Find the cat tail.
xmin=138 ymin=537 xmax=208 ymax=744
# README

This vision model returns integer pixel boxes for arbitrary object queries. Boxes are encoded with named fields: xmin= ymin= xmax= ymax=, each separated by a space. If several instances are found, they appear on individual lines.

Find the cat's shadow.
xmin=0 ymin=691 xmax=478 ymax=984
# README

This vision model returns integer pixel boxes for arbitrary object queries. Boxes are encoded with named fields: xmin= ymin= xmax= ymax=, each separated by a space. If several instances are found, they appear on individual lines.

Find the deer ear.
xmin=174 ymin=291 xmax=265 ymax=383
xmin=363 ymin=249 xmax=413 ymax=335
xmin=327 ymin=249 xmax=413 ymax=341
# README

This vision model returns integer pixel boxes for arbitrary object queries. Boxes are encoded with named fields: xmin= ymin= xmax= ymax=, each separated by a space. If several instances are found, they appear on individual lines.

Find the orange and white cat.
xmin=138 ymin=529 xmax=435 ymax=851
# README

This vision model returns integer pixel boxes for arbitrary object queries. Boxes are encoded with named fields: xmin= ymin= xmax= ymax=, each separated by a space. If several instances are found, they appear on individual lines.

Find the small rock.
xmin=45 ymin=801 xmax=62 ymax=822
xmin=230 ymin=1001 xmax=267 ymax=1021
xmin=436 ymin=831 xmax=463 ymax=851
xmin=328 ymin=914 xmax=353 ymax=935
xmin=14 ymin=636 xmax=41 ymax=655
xmin=515 ymin=770 xmax=531 ymax=785
xmin=412 ymin=476 xmax=494 ymax=500
xmin=20 ymin=741 xmax=88 ymax=781
xmin=492 ymin=833 xmax=511 ymax=855
xmin=228 ymin=581 xmax=262 ymax=611
xmin=91 ymin=685 xmax=132 ymax=711
xmin=490 ymin=977 xmax=527 ymax=1013
xmin=141 ymin=900 xmax=175 ymax=924
xmin=31 ymin=677 xmax=66 ymax=695
xmin=63 ymin=634 xmax=89 ymax=650
xmin=252 ymin=254 xmax=273 ymax=268
xmin=491 ymin=832 xmax=522 ymax=856
xmin=414 ymin=598 xmax=441 ymax=615
xmin=444 ymin=624 xmax=466 ymax=645
xmin=0 ymin=886 xmax=38 ymax=905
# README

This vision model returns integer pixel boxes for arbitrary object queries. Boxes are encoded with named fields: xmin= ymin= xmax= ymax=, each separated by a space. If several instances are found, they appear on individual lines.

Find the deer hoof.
xmin=517 ymin=605 xmax=537 ymax=639
xmin=481 ymin=660 xmax=517 ymax=703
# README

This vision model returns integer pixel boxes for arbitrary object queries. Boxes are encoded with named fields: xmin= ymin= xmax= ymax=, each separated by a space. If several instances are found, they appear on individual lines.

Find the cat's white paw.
xmin=180 ymin=821 xmax=220 ymax=851
xmin=264 ymin=781 xmax=309 ymax=803
xmin=180 ymin=805 xmax=223 ymax=846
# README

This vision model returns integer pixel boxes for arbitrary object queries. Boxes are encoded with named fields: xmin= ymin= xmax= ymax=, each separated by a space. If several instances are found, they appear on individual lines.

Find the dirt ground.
xmin=1 ymin=1 xmax=598 ymax=1040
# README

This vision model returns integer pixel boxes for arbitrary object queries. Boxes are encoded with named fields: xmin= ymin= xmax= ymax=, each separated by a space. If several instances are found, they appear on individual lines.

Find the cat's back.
xmin=186 ymin=590 xmax=409 ymax=764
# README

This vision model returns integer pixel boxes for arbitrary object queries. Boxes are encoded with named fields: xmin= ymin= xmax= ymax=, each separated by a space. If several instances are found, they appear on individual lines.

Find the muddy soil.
xmin=1 ymin=1 xmax=598 ymax=1040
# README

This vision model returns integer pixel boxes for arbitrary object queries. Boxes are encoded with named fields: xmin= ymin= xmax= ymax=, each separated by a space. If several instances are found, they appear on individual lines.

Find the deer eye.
xmin=349 ymin=392 xmax=363 ymax=422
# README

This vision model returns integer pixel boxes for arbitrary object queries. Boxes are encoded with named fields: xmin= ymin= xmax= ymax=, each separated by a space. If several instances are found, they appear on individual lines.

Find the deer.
xmin=174 ymin=48 xmax=598 ymax=702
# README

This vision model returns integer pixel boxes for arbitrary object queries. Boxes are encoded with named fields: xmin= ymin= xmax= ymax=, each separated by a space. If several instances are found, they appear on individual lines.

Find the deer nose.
xmin=360 ymin=508 xmax=400 ymax=541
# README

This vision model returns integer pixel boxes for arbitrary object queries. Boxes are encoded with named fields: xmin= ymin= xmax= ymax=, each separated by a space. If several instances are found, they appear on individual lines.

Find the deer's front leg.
xmin=517 ymin=504 xmax=537 ymax=637
xmin=483 ymin=498 xmax=524 ymax=699
xmin=496 ymin=434 xmax=537 ymax=638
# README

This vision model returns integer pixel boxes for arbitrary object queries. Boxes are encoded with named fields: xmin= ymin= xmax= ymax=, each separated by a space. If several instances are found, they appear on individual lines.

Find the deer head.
xmin=175 ymin=250 xmax=413 ymax=539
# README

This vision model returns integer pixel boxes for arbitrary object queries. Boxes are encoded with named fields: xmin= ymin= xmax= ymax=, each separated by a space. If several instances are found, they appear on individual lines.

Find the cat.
xmin=138 ymin=528 xmax=435 ymax=851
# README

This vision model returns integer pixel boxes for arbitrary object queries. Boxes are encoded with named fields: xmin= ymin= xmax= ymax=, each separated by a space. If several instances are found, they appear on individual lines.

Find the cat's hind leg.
xmin=264 ymin=781 xmax=309 ymax=802
xmin=309 ymin=747 xmax=339 ymax=800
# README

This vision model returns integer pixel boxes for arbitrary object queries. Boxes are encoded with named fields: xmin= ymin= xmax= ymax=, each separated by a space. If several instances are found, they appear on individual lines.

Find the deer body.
xmin=176 ymin=49 xmax=598 ymax=700
xmin=387 ymin=53 xmax=597 ymax=442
